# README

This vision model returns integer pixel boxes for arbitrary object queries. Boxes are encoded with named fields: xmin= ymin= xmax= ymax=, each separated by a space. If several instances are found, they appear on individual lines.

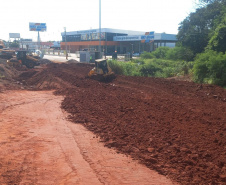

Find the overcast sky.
xmin=1 ymin=0 xmax=199 ymax=42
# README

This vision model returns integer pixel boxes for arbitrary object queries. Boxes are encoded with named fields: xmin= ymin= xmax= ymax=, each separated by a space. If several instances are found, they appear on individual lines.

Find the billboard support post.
xmin=38 ymin=31 xmax=40 ymax=50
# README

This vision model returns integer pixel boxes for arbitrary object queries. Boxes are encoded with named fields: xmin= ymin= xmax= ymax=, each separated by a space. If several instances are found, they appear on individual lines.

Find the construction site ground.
xmin=0 ymin=58 xmax=225 ymax=184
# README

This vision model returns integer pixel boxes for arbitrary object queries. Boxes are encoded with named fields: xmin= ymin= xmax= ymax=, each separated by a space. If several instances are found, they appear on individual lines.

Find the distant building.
xmin=61 ymin=28 xmax=177 ymax=54
xmin=20 ymin=39 xmax=53 ymax=50
xmin=50 ymin=41 xmax=61 ymax=50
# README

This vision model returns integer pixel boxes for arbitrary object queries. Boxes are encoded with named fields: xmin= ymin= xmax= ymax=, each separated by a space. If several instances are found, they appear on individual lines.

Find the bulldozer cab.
xmin=95 ymin=59 xmax=109 ymax=74
xmin=16 ymin=50 xmax=27 ymax=60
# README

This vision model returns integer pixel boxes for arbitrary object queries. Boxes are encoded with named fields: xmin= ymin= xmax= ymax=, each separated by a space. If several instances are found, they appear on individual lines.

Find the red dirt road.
xmin=15 ymin=63 xmax=226 ymax=184
xmin=0 ymin=90 xmax=174 ymax=185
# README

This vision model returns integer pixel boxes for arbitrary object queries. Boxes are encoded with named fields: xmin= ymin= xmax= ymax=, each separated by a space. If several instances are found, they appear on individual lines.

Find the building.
xmin=61 ymin=28 xmax=177 ymax=54
xmin=20 ymin=39 xmax=53 ymax=51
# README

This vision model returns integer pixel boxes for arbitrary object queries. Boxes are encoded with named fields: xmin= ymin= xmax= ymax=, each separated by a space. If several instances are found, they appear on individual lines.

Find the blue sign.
xmin=29 ymin=22 xmax=47 ymax=32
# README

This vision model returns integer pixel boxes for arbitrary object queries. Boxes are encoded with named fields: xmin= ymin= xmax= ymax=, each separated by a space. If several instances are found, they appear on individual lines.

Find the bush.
xmin=141 ymin=47 xmax=194 ymax=62
xmin=108 ymin=60 xmax=124 ymax=75
xmin=108 ymin=58 xmax=193 ymax=79
xmin=139 ymin=59 xmax=162 ymax=76
xmin=139 ymin=59 xmax=190 ymax=77
xmin=166 ymin=47 xmax=194 ymax=61
xmin=151 ymin=47 xmax=170 ymax=59
xmin=108 ymin=60 xmax=140 ymax=76
xmin=193 ymin=50 xmax=226 ymax=86
xmin=140 ymin=51 xmax=155 ymax=59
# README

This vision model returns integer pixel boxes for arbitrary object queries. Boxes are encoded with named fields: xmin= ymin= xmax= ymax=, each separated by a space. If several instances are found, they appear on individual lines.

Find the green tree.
xmin=177 ymin=1 xmax=225 ymax=55
xmin=207 ymin=10 xmax=226 ymax=52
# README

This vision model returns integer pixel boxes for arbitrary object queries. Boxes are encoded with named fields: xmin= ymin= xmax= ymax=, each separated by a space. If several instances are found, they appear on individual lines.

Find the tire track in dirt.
xmin=0 ymin=90 xmax=174 ymax=185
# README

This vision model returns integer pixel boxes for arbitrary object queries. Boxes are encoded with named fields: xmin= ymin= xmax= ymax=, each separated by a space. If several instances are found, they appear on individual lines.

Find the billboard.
xmin=81 ymin=32 xmax=105 ymax=41
xmin=29 ymin=22 xmax=47 ymax=32
xmin=9 ymin=33 xmax=20 ymax=38
xmin=114 ymin=35 xmax=140 ymax=41
xmin=141 ymin=31 xmax=155 ymax=43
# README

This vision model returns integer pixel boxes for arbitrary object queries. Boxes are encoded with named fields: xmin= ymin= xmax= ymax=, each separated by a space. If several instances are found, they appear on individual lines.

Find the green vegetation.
xmin=109 ymin=0 xmax=226 ymax=87
xmin=193 ymin=50 xmax=226 ymax=86
xmin=108 ymin=48 xmax=193 ymax=78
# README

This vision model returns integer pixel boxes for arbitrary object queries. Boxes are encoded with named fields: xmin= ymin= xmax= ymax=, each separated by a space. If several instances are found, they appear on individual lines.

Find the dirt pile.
xmin=0 ymin=58 xmax=31 ymax=91
xmin=67 ymin=59 xmax=79 ymax=63
xmin=39 ymin=58 xmax=52 ymax=64
xmin=0 ymin=64 xmax=21 ymax=79
xmin=17 ymin=63 xmax=93 ymax=89
xmin=16 ymin=63 xmax=226 ymax=184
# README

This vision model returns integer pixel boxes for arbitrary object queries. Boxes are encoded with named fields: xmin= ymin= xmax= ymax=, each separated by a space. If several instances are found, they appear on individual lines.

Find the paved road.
xmin=43 ymin=54 xmax=79 ymax=63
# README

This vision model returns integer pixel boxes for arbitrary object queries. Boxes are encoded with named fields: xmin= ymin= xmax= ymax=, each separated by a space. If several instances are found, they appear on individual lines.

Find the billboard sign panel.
xmin=113 ymin=36 xmax=140 ymax=41
xmin=142 ymin=31 xmax=155 ymax=43
xmin=9 ymin=33 xmax=20 ymax=38
xmin=81 ymin=32 xmax=105 ymax=41
xmin=29 ymin=23 xmax=47 ymax=32
xmin=113 ymin=34 xmax=154 ymax=42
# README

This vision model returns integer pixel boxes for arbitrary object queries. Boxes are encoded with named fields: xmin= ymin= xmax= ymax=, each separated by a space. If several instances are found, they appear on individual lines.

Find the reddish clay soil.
xmin=13 ymin=63 xmax=226 ymax=184
xmin=0 ymin=91 xmax=173 ymax=184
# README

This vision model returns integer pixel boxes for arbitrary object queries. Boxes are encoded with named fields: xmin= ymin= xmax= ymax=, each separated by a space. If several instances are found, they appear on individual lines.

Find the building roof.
xmin=61 ymin=28 xmax=145 ymax=36
xmin=61 ymin=28 xmax=177 ymax=42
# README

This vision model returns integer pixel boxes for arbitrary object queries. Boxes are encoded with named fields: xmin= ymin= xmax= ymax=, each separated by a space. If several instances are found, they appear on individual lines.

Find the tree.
xmin=177 ymin=1 xmax=225 ymax=55
xmin=9 ymin=40 xmax=19 ymax=48
xmin=207 ymin=10 xmax=226 ymax=52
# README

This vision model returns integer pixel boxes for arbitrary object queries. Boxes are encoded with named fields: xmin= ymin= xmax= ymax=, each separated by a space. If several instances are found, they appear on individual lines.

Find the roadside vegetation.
xmin=108 ymin=48 xmax=193 ymax=78
xmin=109 ymin=0 xmax=226 ymax=87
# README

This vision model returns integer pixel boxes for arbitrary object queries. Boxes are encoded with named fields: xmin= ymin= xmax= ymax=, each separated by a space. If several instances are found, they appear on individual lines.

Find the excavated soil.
xmin=0 ymin=58 xmax=26 ymax=91
xmin=15 ymin=62 xmax=226 ymax=184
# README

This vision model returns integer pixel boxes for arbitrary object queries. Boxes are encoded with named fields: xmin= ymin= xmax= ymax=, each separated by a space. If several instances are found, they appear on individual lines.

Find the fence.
xmin=43 ymin=49 xmax=71 ymax=57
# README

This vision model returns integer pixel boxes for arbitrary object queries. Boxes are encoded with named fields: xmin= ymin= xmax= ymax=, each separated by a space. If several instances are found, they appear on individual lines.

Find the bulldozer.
xmin=7 ymin=50 xmax=40 ymax=68
xmin=88 ymin=59 xmax=116 ymax=82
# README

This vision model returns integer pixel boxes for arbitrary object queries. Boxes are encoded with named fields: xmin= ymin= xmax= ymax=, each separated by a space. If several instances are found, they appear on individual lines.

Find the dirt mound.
xmin=16 ymin=63 xmax=226 ymax=184
xmin=0 ymin=64 xmax=20 ymax=79
xmin=0 ymin=59 xmax=26 ymax=91
xmin=17 ymin=63 xmax=94 ymax=89
xmin=39 ymin=59 xmax=52 ymax=64
xmin=0 ymin=58 xmax=7 ymax=65
xmin=67 ymin=59 xmax=79 ymax=63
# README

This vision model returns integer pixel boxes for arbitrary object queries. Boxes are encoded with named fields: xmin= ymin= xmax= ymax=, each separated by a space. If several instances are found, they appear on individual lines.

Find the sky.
xmin=0 ymin=0 xmax=199 ymax=42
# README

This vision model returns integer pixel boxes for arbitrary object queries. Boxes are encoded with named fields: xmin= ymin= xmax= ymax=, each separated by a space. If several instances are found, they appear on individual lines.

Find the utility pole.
xmin=64 ymin=27 xmax=68 ymax=60
xmin=38 ymin=31 xmax=40 ymax=50
xmin=130 ymin=43 xmax=133 ymax=58
xmin=99 ymin=0 xmax=101 ymax=53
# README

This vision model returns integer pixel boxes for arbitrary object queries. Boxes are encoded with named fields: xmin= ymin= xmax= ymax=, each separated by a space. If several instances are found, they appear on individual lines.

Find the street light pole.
xmin=99 ymin=0 xmax=101 ymax=53
xmin=130 ymin=43 xmax=133 ymax=58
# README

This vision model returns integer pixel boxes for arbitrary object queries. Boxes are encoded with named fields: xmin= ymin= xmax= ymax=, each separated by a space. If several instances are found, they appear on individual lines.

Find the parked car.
xmin=132 ymin=53 xmax=140 ymax=57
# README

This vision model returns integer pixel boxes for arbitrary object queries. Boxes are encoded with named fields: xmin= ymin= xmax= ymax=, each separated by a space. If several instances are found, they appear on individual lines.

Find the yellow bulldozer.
xmin=88 ymin=59 xmax=116 ymax=82
xmin=7 ymin=50 xmax=40 ymax=68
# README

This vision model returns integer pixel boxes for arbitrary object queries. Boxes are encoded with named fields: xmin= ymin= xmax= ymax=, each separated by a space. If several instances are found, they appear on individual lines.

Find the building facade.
xmin=61 ymin=28 xmax=177 ymax=54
